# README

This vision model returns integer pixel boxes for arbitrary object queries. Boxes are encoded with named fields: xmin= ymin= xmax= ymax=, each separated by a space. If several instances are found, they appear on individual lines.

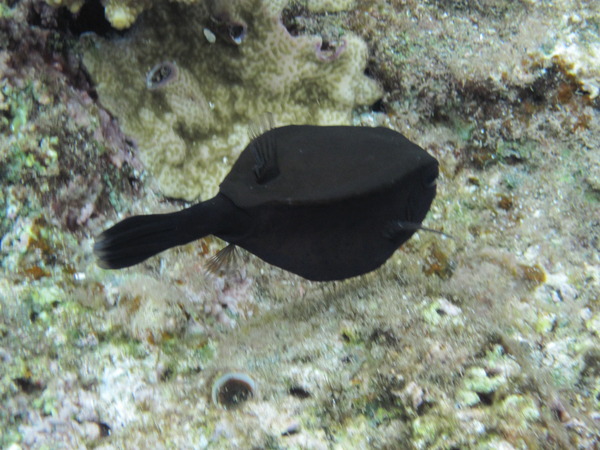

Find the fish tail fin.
xmin=93 ymin=210 xmax=200 ymax=269
xmin=93 ymin=195 xmax=246 ymax=270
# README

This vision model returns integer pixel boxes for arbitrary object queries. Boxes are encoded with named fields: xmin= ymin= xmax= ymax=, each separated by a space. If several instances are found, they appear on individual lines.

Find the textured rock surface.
xmin=82 ymin=0 xmax=381 ymax=200
xmin=46 ymin=0 xmax=360 ymax=29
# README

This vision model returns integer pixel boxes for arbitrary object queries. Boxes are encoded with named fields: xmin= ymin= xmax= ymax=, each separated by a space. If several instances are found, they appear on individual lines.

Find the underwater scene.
xmin=1 ymin=0 xmax=599 ymax=448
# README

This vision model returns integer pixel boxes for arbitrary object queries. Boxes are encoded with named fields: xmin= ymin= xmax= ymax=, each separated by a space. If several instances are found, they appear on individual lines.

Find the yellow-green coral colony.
xmin=94 ymin=125 xmax=438 ymax=281
xmin=82 ymin=0 xmax=381 ymax=200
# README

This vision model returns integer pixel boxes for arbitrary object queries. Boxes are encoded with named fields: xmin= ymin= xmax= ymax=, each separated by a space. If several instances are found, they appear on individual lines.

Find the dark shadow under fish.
xmin=94 ymin=125 xmax=438 ymax=281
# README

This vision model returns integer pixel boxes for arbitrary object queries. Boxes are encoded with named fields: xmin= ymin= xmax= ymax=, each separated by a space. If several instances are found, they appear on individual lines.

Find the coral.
xmin=0 ymin=1 xmax=140 ymax=273
xmin=47 ymin=0 xmax=360 ymax=29
xmin=546 ymin=10 xmax=600 ymax=98
xmin=45 ymin=0 xmax=152 ymax=29
xmin=456 ymin=345 xmax=520 ymax=407
xmin=82 ymin=0 xmax=381 ymax=200
xmin=305 ymin=0 xmax=356 ymax=13
xmin=44 ymin=0 xmax=85 ymax=15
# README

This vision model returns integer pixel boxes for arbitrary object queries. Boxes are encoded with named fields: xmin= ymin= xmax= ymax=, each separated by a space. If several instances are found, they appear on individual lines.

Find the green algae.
xmin=499 ymin=394 xmax=541 ymax=428
xmin=421 ymin=297 xmax=464 ymax=327
xmin=411 ymin=415 xmax=459 ymax=449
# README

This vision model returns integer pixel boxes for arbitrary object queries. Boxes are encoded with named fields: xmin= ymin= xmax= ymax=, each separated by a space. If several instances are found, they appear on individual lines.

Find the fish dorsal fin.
xmin=248 ymin=112 xmax=275 ymax=140
xmin=251 ymin=128 xmax=280 ymax=185
xmin=206 ymin=244 xmax=238 ymax=275
xmin=248 ymin=113 xmax=279 ymax=184
xmin=384 ymin=221 xmax=454 ymax=240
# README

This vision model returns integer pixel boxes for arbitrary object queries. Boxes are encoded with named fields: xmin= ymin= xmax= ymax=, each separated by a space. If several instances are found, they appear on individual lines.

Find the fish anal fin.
xmin=206 ymin=244 xmax=238 ymax=275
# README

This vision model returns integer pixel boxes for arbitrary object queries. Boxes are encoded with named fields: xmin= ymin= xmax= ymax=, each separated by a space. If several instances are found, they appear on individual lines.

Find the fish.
xmin=93 ymin=125 xmax=438 ymax=281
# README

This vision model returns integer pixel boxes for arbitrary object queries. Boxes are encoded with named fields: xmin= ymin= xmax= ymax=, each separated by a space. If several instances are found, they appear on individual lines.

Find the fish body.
xmin=94 ymin=125 xmax=438 ymax=281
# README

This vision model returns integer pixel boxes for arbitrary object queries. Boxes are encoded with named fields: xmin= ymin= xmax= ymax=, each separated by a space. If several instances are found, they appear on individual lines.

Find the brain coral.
xmin=81 ymin=0 xmax=381 ymax=200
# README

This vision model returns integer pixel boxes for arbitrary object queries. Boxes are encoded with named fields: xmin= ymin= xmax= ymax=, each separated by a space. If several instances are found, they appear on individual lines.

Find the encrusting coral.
xmin=82 ymin=0 xmax=381 ymax=200
xmin=45 ymin=0 xmax=152 ymax=29
xmin=47 ymin=0 xmax=359 ymax=30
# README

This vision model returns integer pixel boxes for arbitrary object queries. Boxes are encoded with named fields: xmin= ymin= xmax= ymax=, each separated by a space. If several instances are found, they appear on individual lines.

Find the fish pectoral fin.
xmin=206 ymin=244 xmax=238 ymax=274
xmin=384 ymin=220 xmax=453 ymax=241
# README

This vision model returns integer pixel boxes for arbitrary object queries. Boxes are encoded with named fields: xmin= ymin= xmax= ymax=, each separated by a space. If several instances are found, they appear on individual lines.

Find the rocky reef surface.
xmin=1 ymin=0 xmax=599 ymax=448
xmin=81 ymin=0 xmax=381 ymax=200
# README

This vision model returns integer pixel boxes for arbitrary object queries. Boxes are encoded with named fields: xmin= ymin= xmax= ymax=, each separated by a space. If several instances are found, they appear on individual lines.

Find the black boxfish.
xmin=94 ymin=125 xmax=438 ymax=281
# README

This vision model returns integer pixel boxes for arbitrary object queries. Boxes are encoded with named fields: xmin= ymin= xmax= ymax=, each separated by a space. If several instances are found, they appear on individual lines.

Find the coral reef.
xmin=0 ymin=0 xmax=599 ymax=448
xmin=82 ymin=0 xmax=381 ymax=200
xmin=46 ymin=0 xmax=360 ymax=30
xmin=548 ymin=9 xmax=600 ymax=99
xmin=45 ymin=0 xmax=152 ymax=29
